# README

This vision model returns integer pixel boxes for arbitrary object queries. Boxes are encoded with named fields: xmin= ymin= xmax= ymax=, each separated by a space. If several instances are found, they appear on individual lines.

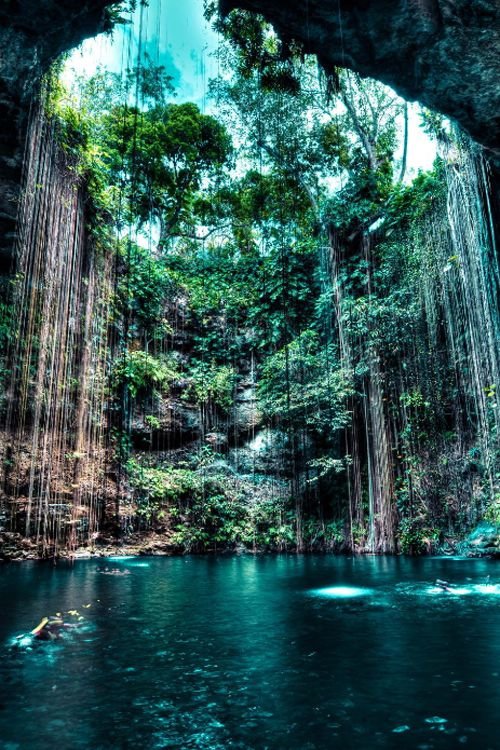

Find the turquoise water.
xmin=0 ymin=555 xmax=499 ymax=749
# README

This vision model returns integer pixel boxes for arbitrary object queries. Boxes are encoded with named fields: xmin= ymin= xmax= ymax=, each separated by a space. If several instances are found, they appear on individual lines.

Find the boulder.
xmin=462 ymin=521 xmax=500 ymax=557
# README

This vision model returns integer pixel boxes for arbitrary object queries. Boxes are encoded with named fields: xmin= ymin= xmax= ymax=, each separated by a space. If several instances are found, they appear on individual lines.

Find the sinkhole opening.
xmin=0 ymin=0 xmax=498 ymax=561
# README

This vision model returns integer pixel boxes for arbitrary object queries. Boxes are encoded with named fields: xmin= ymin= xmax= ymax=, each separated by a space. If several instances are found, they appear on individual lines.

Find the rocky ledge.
xmin=0 ymin=530 xmax=176 ymax=561
xmin=459 ymin=522 xmax=500 ymax=559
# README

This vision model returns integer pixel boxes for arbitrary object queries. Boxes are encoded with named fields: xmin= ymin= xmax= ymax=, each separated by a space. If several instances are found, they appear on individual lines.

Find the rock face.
xmin=461 ymin=522 xmax=500 ymax=557
xmin=0 ymin=1 xmax=115 ymax=272
xmin=220 ymin=0 xmax=500 ymax=163
xmin=0 ymin=1 xmax=115 ymax=105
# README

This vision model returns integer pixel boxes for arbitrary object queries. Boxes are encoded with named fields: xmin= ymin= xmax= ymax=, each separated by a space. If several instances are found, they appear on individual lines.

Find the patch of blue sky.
xmin=63 ymin=0 xmax=218 ymax=110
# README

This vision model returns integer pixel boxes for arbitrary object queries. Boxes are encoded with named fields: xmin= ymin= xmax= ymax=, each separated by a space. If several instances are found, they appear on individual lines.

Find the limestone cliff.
xmin=0 ymin=1 xmax=116 ymax=272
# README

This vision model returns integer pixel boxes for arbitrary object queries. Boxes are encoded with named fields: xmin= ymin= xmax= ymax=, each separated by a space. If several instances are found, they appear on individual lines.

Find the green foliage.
xmin=166 ymin=243 xmax=259 ymax=329
xmin=183 ymin=362 xmax=236 ymax=411
xmin=145 ymin=415 xmax=161 ymax=430
xmin=117 ymin=241 xmax=174 ymax=335
xmin=301 ymin=518 xmax=346 ymax=551
xmin=126 ymin=455 xmax=294 ymax=549
xmin=208 ymin=8 xmax=302 ymax=94
xmin=398 ymin=517 xmax=440 ymax=555
xmin=103 ymin=1 xmax=137 ymax=30
xmin=48 ymin=61 xmax=232 ymax=251
xmin=126 ymin=458 xmax=196 ymax=521
xmin=127 ymin=451 xmax=354 ymax=551
xmin=113 ymin=350 xmax=179 ymax=398
xmin=419 ymin=108 xmax=449 ymax=143
xmin=484 ymin=494 xmax=500 ymax=525
xmin=307 ymin=456 xmax=346 ymax=480
xmin=385 ymin=167 xmax=446 ymax=227
xmin=320 ymin=122 xmax=351 ymax=169
xmin=100 ymin=100 xmax=232 ymax=240
xmin=258 ymin=330 xmax=352 ymax=434
xmin=0 ymin=298 xmax=14 ymax=352
xmin=44 ymin=34 xmax=475 ymax=556
xmin=55 ymin=104 xmax=92 ymax=163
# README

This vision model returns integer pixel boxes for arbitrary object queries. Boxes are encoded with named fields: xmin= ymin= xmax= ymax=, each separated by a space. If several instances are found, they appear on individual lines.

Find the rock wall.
xmin=0 ymin=1 xmax=116 ymax=275
xmin=0 ymin=103 xmax=114 ymax=555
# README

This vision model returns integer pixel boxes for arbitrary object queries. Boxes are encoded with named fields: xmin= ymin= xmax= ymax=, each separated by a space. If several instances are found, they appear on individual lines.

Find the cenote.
xmin=1 ymin=1 xmax=500 ymax=747
xmin=1 ymin=555 xmax=500 ymax=750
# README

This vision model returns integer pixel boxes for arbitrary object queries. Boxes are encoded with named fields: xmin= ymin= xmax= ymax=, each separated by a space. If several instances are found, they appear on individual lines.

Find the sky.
xmin=63 ymin=0 xmax=437 ymax=179
xmin=63 ymin=0 xmax=219 ymax=110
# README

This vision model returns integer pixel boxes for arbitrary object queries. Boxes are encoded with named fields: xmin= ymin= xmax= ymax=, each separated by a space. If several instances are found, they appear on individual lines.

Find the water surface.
xmin=1 ymin=555 xmax=499 ymax=749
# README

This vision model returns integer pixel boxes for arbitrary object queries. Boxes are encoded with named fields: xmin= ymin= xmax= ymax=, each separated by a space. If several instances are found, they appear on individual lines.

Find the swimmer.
xmin=112 ymin=568 xmax=131 ymax=576
xmin=11 ymin=609 xmax=85 ymax=650
xmin=31 ymin=615 xmax=69 ymax=641
xmin=97 ymin=567 xmax=130 ymax=576
xmin=435 ymin=579 xmax=453 ymax=592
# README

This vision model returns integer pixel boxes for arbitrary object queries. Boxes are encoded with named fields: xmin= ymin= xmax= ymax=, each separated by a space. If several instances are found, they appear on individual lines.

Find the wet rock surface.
xmin=461 ymin=522 xmax=500 ymax=558
xmin=0 ymin=530 xmax=178 ymax=560
xmin=0 ymin=1 xmax=115 ymax=105
xmin=0 ymin=532 xmax=39 ymax=560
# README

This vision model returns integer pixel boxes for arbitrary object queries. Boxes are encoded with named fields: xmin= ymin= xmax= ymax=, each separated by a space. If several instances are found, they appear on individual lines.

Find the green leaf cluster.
xmin=182 ymin=362 xmax=236 ymax=411
xmin=113 ymin=350 xmax=179 ymax=398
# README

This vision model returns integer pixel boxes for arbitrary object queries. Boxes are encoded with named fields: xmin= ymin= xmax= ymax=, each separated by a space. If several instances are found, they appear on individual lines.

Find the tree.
xmin=101 ymin=101 xmax=232 ymax=245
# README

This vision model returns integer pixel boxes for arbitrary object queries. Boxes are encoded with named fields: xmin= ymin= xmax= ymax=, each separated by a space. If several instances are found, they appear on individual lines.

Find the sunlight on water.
xmin=105 ymin=556 xmax=150 ymax=567
xmin=427 ymin=586 xmax=472 ymax=596
xmin=10 ymin=635 xmax=33 ymax=649
xmin=474 ymin=584 xmax=500 ymax=595
xmin=424 ymin=583 xmax=500 ymax=597
xmin=310 ymin=586 xmax=374 ymax=598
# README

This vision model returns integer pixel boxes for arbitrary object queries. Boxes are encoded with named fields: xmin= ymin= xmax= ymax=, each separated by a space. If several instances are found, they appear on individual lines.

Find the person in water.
xmin=435 ymin=579 xmax=453 ymax=592
xmin=97 ymin=566 xmax=131 ymax=576
xmin=30 ymin=615 xmax=79 ymax=641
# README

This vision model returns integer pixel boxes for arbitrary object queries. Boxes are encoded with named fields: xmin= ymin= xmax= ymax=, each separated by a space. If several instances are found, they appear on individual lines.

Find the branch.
xmin=174 ymin=223 xmax=237 ymax=241
xmin=340 ymin=83 xmax=378 ymax=172
xmin=398 ymin=103 xmax=409 ymax=184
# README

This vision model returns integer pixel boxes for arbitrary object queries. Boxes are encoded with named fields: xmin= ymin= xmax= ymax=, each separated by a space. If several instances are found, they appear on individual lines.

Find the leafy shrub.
xmin=258 ymin=330 xmax=353 ymax=434
xmin=126 ymin=456 xmax=295 ymax=550
xmin=398 ymin=517 xmax=439 ymax=555
xmin=126 ymin=459 xmax=197 ymax=522
xmin=113 ymin=350 xmax=179 ymax=398
xmin=183 ymin=361 xmax=236 ymax=411
xmin=484 ymin=494 xmax=500 ymax=525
